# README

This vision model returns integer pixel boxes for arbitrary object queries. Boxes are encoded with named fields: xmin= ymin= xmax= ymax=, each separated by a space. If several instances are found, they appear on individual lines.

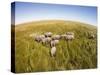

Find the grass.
xmin=13 ymin=20 xmax=97 ymax=73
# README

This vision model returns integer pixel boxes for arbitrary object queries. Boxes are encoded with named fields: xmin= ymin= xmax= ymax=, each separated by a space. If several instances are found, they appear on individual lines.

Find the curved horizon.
xmin=14 ymin=19 xmax=97 ymax=28
xmin=11 ymin=2 xmax=97 ymax=26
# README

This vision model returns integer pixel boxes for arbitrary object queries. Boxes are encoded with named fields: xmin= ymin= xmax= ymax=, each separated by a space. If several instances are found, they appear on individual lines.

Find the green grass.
xmin=14 ymin=20 xmax=97 ymax=73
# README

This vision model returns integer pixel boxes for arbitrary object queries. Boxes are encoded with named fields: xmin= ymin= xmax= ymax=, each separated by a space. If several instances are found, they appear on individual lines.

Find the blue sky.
xmin=12 ymin=2 xmax=97 ymax=25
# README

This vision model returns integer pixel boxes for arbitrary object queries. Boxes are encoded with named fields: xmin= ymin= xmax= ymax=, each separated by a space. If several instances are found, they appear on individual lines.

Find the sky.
xmin=11 ymin=2 xmax=97 ymax=25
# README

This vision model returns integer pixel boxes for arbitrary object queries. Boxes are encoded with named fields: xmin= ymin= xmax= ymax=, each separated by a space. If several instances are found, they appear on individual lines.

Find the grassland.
xmin=14 ymin=20 xmax=97 ymax=73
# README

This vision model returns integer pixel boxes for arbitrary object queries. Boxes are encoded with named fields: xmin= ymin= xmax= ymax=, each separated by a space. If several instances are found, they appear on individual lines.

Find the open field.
xmin=13 ymin=20 xmax=97 ymax=73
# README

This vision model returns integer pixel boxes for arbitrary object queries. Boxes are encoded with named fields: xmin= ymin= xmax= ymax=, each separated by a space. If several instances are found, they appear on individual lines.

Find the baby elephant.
xmin=51 ymin=46 xmax=56 ymax=57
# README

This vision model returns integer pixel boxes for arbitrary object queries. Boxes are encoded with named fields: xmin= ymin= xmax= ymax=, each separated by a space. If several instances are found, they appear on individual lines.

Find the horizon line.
xmin=12 ymin=19 xmax=97 ymax=26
